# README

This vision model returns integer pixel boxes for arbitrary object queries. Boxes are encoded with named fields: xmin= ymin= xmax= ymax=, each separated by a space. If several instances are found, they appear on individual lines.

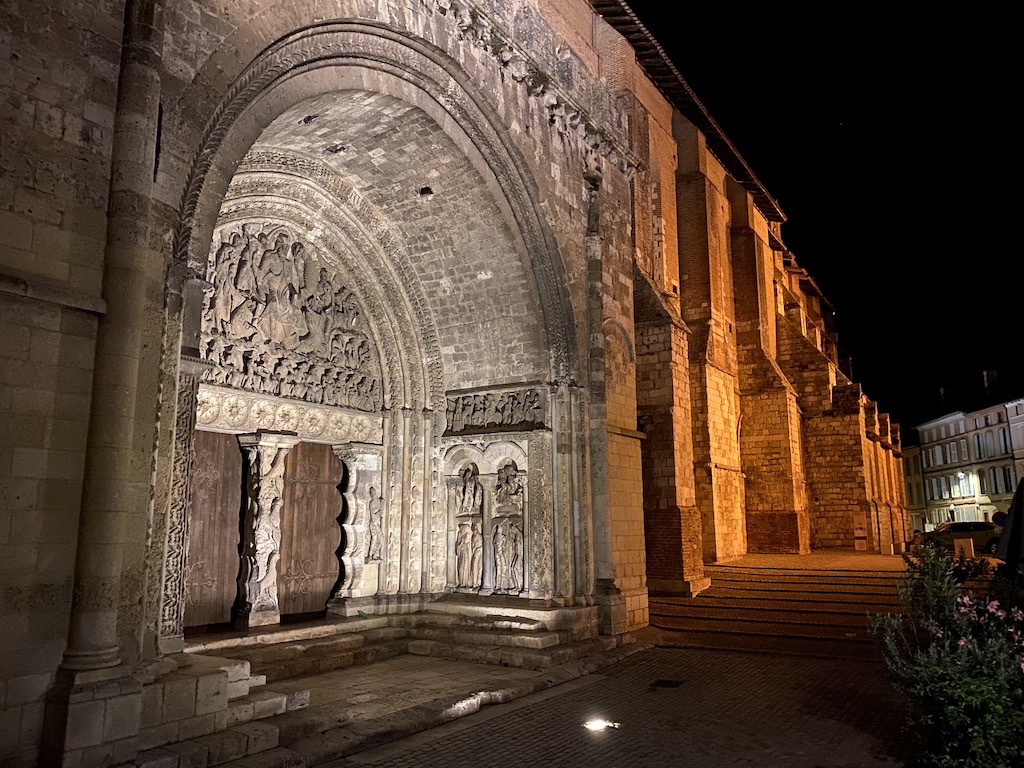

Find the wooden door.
xmin=279 ymin=442 xmax=344 ymax=619
xmin=184 ymin=430 xmax=243 ymax=631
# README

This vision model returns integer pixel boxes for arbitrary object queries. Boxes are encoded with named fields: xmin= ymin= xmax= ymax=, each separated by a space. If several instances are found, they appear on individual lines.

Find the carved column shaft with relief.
xmin=234 ymin=432 xmax=298 ymax=629
xmin=157 ymin=357 xmax=209 ymax=652
xmin=327 ymin=443 xmax=383 ymax=611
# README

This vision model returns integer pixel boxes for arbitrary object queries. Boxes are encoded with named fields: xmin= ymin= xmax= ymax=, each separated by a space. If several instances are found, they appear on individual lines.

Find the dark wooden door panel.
xmin=279 ymin=442 xmax=344 ymax=618
xmin=185 ymin=430 xmax=243 ymax=630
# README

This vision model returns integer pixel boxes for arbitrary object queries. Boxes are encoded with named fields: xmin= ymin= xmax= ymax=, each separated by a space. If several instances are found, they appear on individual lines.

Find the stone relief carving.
xmin=217 ymin=177 xmax=438 ymax=411
xmin=455 ymin=519 xmax=483 ymax=589
xmin=196 ymin=385 xmax=383 ymax=444
xmin=446 ymin=388 xmax=546 ymax=434
xmin=452 ymin=463 xmax=485 ymax=591
xmin=421 ymin=0 xmax=633 ymax=173
xmin=492 ymin=516 xmax=524 ymax=594
xmin=158 ymin=366 xmax=202 ymax=644
xmin=444 ymin=440 xmax=533 ymax=596
xmin=494 ymin=461 xmax=524 ymax=514
xmin=456 ymin=464 xmax=484 ymax=517
xmin=201 ymin=224 xmax=383 ymax=413
xmin=366 ymin=486 xmax=383 ymax=562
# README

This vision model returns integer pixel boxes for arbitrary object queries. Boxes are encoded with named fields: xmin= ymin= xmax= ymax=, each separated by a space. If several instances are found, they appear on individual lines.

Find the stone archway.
xmin=155 ymin=25 xmax=590 ymax=650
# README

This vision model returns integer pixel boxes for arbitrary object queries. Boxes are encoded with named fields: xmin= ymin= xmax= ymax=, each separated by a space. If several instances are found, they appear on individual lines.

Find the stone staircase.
xmin=133 ymin=650 xmax=310 ymax=767
xmin=648 ymin=563 xmax=906 ymax=660
xmin=196 ymin=597 xmax=616 ymax=685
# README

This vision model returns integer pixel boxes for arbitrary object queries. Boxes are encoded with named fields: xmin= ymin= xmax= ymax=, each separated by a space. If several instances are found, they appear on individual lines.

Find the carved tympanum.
xmin=201 ymin=224 xmax=383 ymax=412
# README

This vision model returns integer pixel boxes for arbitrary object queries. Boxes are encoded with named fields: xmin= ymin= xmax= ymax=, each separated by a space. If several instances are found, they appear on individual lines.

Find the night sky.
xmin=623 ymin=4 xmax=1020 ymax=440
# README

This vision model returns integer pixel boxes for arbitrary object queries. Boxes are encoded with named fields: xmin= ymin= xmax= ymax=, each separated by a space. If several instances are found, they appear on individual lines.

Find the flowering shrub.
xmin=873 ymin=545 xmax=1024 ymax=767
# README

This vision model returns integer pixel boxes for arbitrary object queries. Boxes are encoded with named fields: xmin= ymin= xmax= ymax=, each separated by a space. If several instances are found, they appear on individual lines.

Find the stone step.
xmin=649 ymin=602 xmax=887 ymax=628
xmin=649 ymin=612 xmax=877 ymax=643
xmin=704 ymin=565 xmax=904 ymax=583
xmin=405 ymin=624 xmax=562 ymax=649
xmin=245 ymin=637 xmax=411 ymax=683
xmin=406 ymin=634 xmax=621 ymax=670
xmin=394 ymin=610 xmax=548 ymax=632
xmin=700 ymin=585 xmax=901 ymax=606
xmin=222 ymin=687 xmax=296 ymax=729
xmin=224 ymin=626 xmax=399 ymax=666
xmin=650 ymin=593 xmax=901 ymax=613
xmin=183 ymin=615 xmax=390 ymax=654
xmin=134 ymin=719 xmax=282 ymax=768
xmin=649 ymin=627 xmax=881 ymax=661
xmin=677 ymin=587 xmax=902 ymax=607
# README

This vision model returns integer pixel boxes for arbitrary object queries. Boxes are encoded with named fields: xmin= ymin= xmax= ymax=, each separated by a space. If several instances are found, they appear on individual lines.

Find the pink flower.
xmin=958 ymin=638 xmax=968 ymax=648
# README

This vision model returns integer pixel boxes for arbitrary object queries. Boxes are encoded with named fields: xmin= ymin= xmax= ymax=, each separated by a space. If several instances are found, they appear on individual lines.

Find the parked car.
xmin=912 ymin=521 xmax=1003 ymax=555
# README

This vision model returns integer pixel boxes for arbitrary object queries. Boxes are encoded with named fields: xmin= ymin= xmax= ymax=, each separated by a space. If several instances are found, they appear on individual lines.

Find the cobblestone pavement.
xmin=323 ymin=648 xmax=915 ymax=768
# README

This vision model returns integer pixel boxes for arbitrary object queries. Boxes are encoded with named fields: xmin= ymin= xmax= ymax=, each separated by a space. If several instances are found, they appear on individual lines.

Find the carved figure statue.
xmin=507 ymin=519 xmax=523 ymax=593
xmin=493 ymin=520 xmax=510 ymax=592
xmin=492 ymin=517 xmax=524 ymax=593
xmin=366 ymin=487 xmax=383 ymax=562
xmin=456 ymin=522 xmax=473 ymax=587
xmin=471 ymin=520 xmax=483 ymax=588
xmin=457 ymin=466 xmax=483 ymax=517
xmin=494 ymin=463 xmax=523 ymax=511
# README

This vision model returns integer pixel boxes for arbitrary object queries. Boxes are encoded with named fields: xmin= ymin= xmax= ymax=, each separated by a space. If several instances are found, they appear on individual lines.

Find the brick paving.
xmin=319 ymin=647 xmax=915 ymax=768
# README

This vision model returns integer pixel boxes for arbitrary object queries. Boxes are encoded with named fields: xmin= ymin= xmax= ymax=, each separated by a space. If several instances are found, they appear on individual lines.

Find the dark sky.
xmin=623 ymin=4 xmax=1020 ymax=440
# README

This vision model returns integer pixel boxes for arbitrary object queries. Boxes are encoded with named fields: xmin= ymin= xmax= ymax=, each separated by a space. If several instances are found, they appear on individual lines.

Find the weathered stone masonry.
xmin=0 ymin=1 xmax=906 ymax=765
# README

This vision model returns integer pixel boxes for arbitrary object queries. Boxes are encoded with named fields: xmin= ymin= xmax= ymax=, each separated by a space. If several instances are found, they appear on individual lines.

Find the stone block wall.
xmin=0 ymin=292 xmax=100 ymax=766
xmin=806 ymin=384 xmax=871 ymax=550
xmin=728 ymin=179 xmax=809 ymax=554
xmin=637 ymin=311 xmax=707 ymax=595
xmin=740 ymin=388 xmax=810 ymax=554
xmin=0 ymin=1 xmax=123 ymax=763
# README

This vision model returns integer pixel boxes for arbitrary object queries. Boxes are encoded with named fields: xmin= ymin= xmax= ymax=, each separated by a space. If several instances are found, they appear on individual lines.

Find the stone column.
xmin=41 ymin=1 xmax=164 ymax=764
xmin=233 ymin=432 xmax=298 ymax=630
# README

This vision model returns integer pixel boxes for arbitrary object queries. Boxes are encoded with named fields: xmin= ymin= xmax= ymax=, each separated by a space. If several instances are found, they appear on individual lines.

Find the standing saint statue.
xmin=457 ymin=465 xmax=483 ymax=517
xmin=366 ymin=487 xmax=383 ymax=562
xmin=470 ymin=520 xmax=483 ymax=588
xmin=456 ymin=522 xmax=473 ymax=587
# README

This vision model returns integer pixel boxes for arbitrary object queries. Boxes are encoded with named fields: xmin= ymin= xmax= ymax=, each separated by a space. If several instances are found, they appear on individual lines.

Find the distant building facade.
xmin=907 ymin=399 xmax=1024 ymax=531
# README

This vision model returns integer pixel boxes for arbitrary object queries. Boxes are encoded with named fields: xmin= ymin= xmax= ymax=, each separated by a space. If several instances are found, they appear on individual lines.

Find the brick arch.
xmin=168 ymin=21 xmax=579 ymax=388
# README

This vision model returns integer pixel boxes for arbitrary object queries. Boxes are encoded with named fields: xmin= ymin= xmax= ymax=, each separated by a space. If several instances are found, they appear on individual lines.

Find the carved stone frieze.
xmin=446 ymin=387 xmax=546 ymax=435
xmin=196 ymin=384 xmax=383 ymax=444
xmin=201 ymin=223 xmax=383 ymax=413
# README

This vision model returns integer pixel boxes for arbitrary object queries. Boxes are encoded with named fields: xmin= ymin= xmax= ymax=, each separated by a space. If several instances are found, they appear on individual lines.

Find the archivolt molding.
xmin=420 ymin=0 xmax=635 ymax=170
xmin=171 ymin=20 xmax=580 ymax=381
